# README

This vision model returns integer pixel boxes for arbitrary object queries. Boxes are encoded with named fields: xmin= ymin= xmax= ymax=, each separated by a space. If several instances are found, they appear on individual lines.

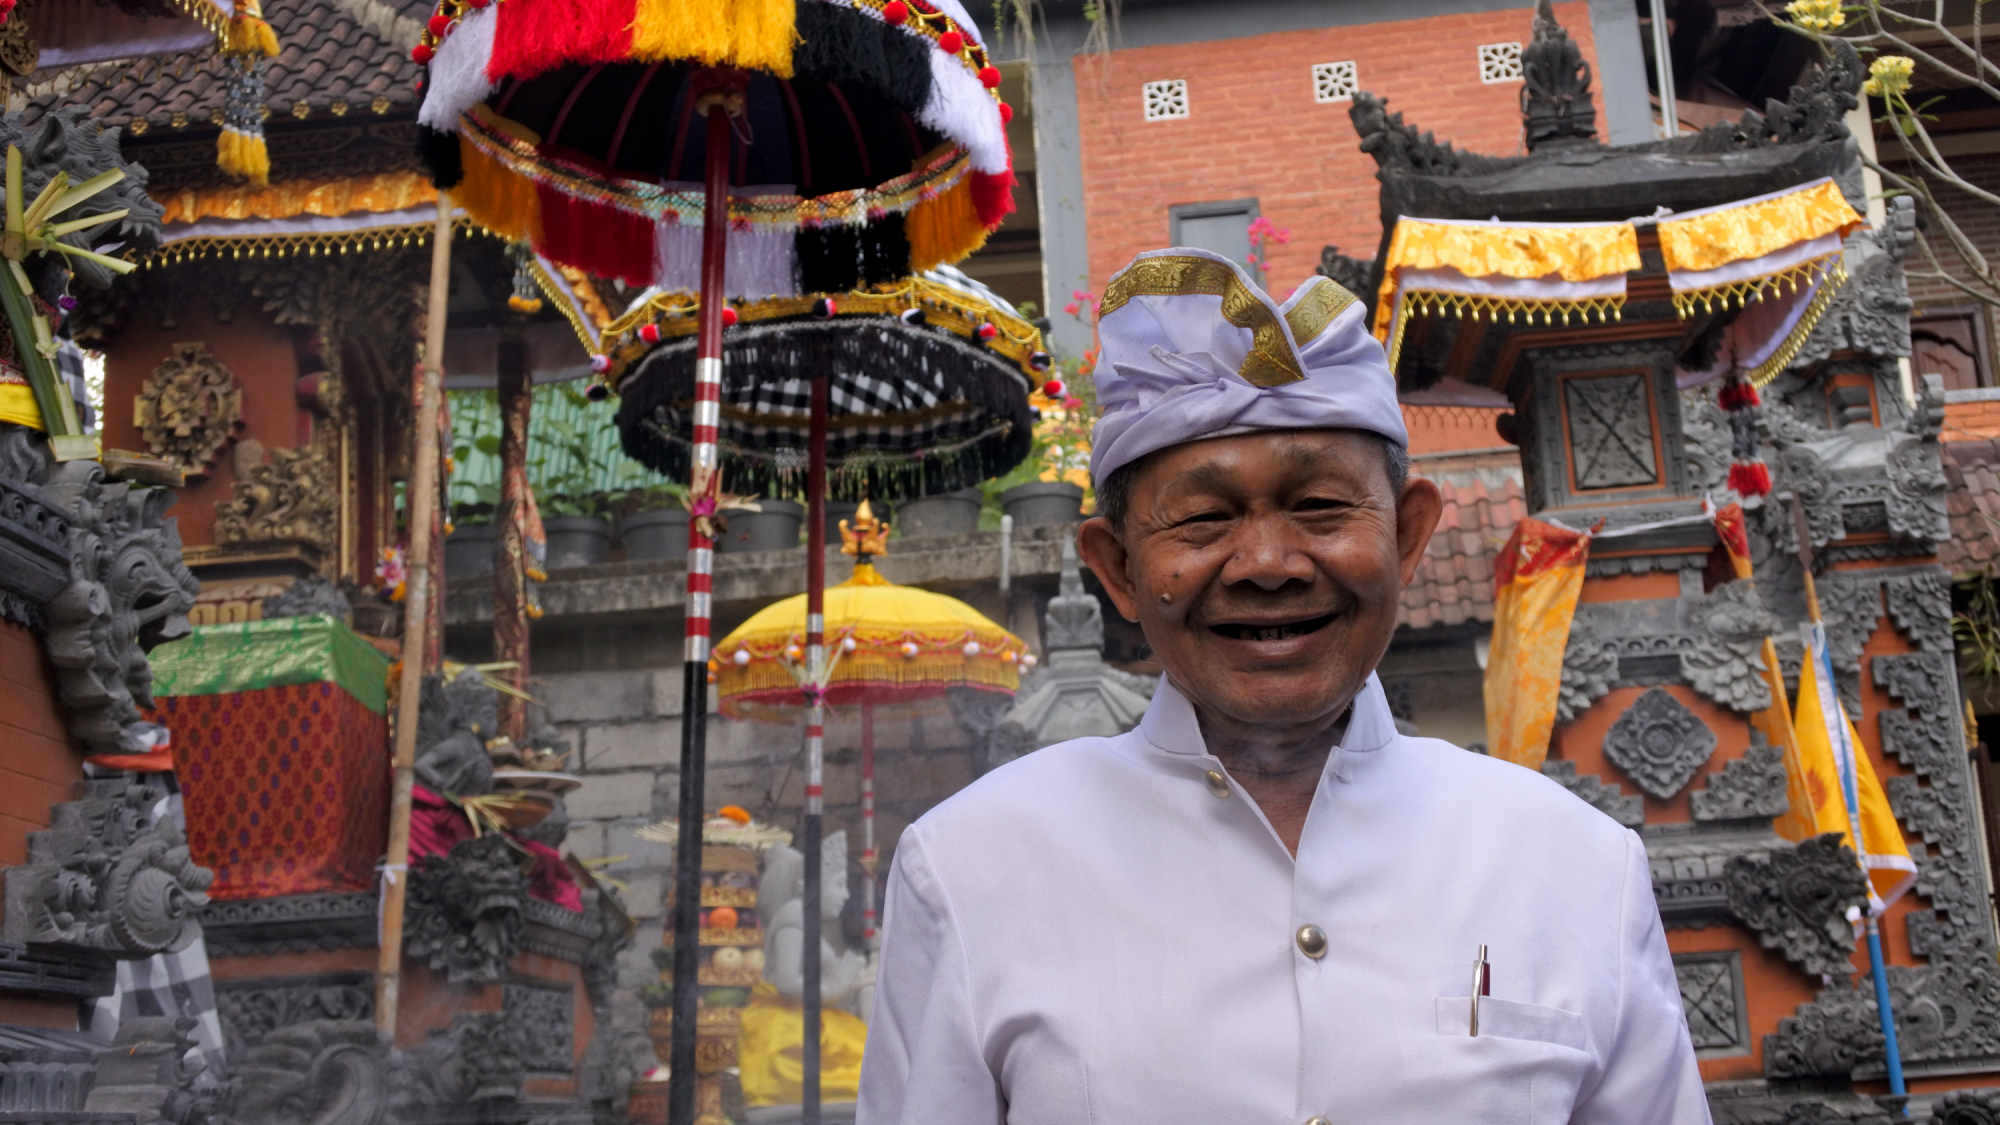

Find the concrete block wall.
xmin=536 ymin=666 xmax=988 ymax=1034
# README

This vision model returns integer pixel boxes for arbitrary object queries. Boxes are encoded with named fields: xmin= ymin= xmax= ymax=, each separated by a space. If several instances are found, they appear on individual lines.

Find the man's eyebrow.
xmin=1174 ymin=461 xmax=1237 ymax=496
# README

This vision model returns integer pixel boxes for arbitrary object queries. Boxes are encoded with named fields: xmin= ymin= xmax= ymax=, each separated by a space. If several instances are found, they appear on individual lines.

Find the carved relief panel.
xmin=134 ymin=343 xmax=243 ymax=482
xmin=1520 ymin=340 xmax=1690 ymax=513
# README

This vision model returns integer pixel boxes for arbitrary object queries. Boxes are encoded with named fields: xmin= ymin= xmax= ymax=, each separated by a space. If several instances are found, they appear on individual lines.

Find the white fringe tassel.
xmin=918 ymin=48 xmax=1007 ymax=175
xmin=417 ymin=5 xmax=497 ymax=130
xmin=654 ymin=219 xmax=801 ymax=299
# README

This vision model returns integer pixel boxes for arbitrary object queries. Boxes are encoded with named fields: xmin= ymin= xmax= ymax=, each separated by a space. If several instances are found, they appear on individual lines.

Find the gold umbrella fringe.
xmin=1670 ymin=254 xmax=1842 ymax=319
xmin=1745 ymin=259 xmax=1849 ymax=389
xmin=139 ymin=217 xmax=499 ymax=267
xmin=1386 ymin=291 xmax=1626 ymax=369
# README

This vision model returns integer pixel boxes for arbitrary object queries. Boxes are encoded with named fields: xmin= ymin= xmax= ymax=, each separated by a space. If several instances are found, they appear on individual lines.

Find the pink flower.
xmin=1063 ymin=302 xmax=1080 ymax=316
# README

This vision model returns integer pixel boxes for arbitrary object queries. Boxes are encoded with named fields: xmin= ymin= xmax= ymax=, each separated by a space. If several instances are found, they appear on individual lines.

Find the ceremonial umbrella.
xmin=410 ymin=0 xmax=1015 ymax=1111
xmin=710 ymin=506 xmax=1027 ymax=1105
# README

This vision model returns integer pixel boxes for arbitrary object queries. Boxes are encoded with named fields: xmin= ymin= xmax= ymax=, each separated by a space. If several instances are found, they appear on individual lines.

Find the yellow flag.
xmin=1792 ymin=628 xmax=1917 ymax=912
xmin=1484 ymin=518 xmax=1592 ymax=770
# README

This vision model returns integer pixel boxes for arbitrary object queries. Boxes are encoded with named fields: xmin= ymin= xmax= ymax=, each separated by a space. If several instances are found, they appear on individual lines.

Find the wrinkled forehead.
xmin=1138 ymin=429 xmax=1389 ymax=493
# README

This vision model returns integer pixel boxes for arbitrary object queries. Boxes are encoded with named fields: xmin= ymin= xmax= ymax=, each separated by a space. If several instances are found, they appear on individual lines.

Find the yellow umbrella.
xmin=710 ymin=501 xmax=1029 ymax=722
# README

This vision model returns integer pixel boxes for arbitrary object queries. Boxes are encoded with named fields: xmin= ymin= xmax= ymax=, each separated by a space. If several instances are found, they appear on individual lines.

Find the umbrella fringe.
xmin=793 ymin=3 xmax=934 ymax=116
xmin=907 ymin=177 xmax=987 ymax=271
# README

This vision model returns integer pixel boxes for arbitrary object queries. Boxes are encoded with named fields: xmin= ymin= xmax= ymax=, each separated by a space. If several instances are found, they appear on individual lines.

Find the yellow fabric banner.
xmin=1794 ymin=631 xmax=1917 ymax=911
xmin=1656 ymin=178 xmax=1863 ymax=273
xmin=1484 ymin=518 xmax=1593 ymax=770
xmin=737 ymin=980 xmax=868 ymax=1107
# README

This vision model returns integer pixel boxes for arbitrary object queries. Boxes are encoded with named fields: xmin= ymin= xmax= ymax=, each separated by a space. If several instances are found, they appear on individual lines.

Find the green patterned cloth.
xmin=148 ymin=614 xmax=392 ymax=714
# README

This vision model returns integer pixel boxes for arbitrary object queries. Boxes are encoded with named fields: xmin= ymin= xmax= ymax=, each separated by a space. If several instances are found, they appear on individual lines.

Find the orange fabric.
xmin=1709 ymin=501 xmax=1819 ymax=842
xmin=1483 ymin=518 xmax=1591 ymax=769
xmin=155 ymin=170 xmax=438 ymax=225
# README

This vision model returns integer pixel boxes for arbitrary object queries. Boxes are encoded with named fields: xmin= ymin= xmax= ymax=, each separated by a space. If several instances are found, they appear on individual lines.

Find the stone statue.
xmin=757 ymin=831 xmax=864 ymax=1004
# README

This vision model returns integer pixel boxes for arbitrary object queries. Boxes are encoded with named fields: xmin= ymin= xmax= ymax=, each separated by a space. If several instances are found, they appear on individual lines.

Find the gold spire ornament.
xmin=838 ymin=499 xmax=890 ymax=560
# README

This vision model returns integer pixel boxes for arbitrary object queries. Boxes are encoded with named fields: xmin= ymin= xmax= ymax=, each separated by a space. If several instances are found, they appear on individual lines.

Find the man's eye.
xmin=1173 ymin=510 xmax=1230 ymax=526
xmin=1295 ymin=497 xmax=1349 ymax=512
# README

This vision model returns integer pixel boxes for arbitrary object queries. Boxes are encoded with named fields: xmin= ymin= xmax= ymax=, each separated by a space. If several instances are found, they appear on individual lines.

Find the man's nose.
xmin=1220 ymin=513 xmax=1317 ymax=592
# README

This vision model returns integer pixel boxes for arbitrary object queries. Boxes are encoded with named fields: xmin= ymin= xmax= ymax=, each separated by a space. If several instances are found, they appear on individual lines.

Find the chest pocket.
xmin=1433 ymin=997 xmax=1587 ymax=1052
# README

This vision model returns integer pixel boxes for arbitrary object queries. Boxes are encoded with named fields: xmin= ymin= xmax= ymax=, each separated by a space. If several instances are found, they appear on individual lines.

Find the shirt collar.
xmin=1134 ymin=672 xmax=1400 ymax=771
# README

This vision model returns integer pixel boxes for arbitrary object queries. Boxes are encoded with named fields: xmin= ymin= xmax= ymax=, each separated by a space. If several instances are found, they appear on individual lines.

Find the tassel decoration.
xmin=629 ymin=0 xmax=795 ymax=75
xmin=215 ymin=0 xmax=282 ymax=186
xmin=486 ymin=0 xmax=636 ymax=81
xmin=1720 ymin=375 xmax=1772 ymax=500
xmin=793 ymin=2 xmax=932 ymax=114
xmin=798 ymin=223 xmax=863 ymax=293
xmin=535 ymin=179 xmax=654 ymax=285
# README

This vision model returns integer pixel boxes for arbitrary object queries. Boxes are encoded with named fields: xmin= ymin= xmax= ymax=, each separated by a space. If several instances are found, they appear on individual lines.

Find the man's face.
xmin=1077 ymin=430 xmax=1443 ymax=734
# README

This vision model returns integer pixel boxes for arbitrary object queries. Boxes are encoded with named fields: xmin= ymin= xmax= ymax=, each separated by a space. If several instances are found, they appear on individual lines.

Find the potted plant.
xmin=531 ymin=414 xmax=617 ymax=570
xmin=622 ymin=483 xmax=690 ymax=561
xmin=715 ymin=498 xmax=805 ymax=553
xmin=895 ymin=488 xmax=983 ymax=537
xmin=987 ymin=349 xmax=1098 ymax=529
xmin=446 ymin=419 xmax=501 ymax=578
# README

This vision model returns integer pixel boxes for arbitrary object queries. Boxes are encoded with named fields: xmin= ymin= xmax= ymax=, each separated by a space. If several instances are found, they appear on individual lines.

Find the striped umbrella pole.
xmin=862 ymin=701 xmax=876 ymax=949
xmin=668 ymin=94 xmax=732 ymax=1125
xmin=801 ymin=371 xmax=829 ymax=1125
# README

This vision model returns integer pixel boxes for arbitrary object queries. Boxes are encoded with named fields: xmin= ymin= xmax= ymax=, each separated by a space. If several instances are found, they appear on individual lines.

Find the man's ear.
xmin=1394 ymin=476 xmax=1444 ymax=588
xmin=1076 ymin=517 xmax=1142 ymax=623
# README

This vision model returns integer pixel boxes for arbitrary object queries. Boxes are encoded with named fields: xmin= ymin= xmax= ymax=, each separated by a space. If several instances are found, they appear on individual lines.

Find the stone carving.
xmin=504 ymin=980 xmax=576 ymax=1074
xmin=1692 ymin=735 xmax=1792 ymax=822
xmin=1349 ymin=92 xmax=1512 ymax=178
xmin=1564 ymin=373 xmax=1659 ymax=489
xmin=1723 ymin=833 xmax=1869 ymax=977
xmin=1555 ymin=614 xmax=1617 ymax=723
xmin=1680 ymin=389 xmax=1732 ymax=496
xmin=990 ymin=540 xmax=1155 ymax=764
xmin=1874 ymin=651 xmax=1994 ymax=957
xmin=1772 ymin=441 xmax=1846 ymax=554
xmin=1932 ymin=1090 xmax=2000 ymax=1125
xmin=1520 ymin=0 xmax=1596 ymax=151
xmin=1883 ymin=570 xmax=1953 ymax=653
xmin=759 ymin=831 xmax=865 ymax=1004
xmin=83 ymin=1016 xmax=216 ymax=1125
xmin=214 ymin=972 xmax=373 ymax=1057
xmin=1908 ymin=370 xmax=1947 ymax=441
xmin=262 ymin=574 xmax=354 ymax=621
xmin=1681 ymin=581 xmax=1779 ymax=714
xmin=578 ymin=873 xmax=635 ymax=1009
xmin=0 ymin=425 xmax=201 ymax=756
xmin=134 ymin=342 xmax=242 ymax=481
xmin=415 ymin=668 xmax=498 ymax=797
xmin=199 ymin=891 xmax=378 ymax=957
xmin=226 ymin=1019 xmax=390 ymax=1125
xmin=213 ymin=443 xmax=337 ymax=555
xmin=1764 ymin=952 xmax=2000 ymax=1079
xmin=1792 ymin=198 xmax=1916 ymax=371
xmin=1675 ymin=954 xmax=1745 ymax=1053
xmin=1041 ymin=539 xmax=1103 ymax=652
xmin=2 ymin=778 xmax=213 ymax=957
xmin=0 ymin=107 xmax=163 ymax=294
xmin=0 ymin=459 xmax=71 ymax=631
xmin=1603 ymin=688 xmax=1716 ymax=800
xmin=393 ymin=1011 xmax=525 ymax=1109
xmin=1315 ymin=246 xmax=1374 ymax=321
xmin=1540 ymin=761 xmax=1643 ymax=827
xmin=1884 ymin=429 xmax=1949 ymax=544
xmin=403 ymin=834 xmax=526 ymax=985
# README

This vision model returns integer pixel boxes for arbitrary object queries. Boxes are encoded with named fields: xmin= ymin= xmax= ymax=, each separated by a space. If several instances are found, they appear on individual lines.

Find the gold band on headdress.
xmin=1099 ymin=255 xmax=1305 ymax=387
xmin=1282 ymin=278 xmax=1359 ymax=348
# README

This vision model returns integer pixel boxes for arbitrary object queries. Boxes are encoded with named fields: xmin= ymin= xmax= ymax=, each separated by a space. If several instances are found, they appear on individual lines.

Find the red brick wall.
xmin=1072 ymin=3 xmax=1601 ymax=297
xmin=0 ymin=619 xmax=82 ymax=870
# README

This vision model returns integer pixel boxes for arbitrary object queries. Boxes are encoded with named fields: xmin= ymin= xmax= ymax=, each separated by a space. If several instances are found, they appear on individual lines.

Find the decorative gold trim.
xmin=1385 ymin=291 xmax=1626 ymax=371
xmin=1099 ymin=256 xmax=1303 ymax=387
xmin=1283 ymin=278 xmax=1358 ymax=348
xmin=1669 ymin=254 xmax=1841 ymax=319
xmin=1747 ymin=259 xmax=1848 ymax=388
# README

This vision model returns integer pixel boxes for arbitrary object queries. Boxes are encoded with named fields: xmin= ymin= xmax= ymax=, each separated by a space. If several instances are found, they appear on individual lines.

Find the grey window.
xmin=1168 ymin=198 xmax=1259 ymax=272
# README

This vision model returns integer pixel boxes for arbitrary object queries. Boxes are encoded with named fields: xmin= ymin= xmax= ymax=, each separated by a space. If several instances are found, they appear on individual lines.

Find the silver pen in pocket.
xmin=1469 ymin=944 xmax=1490 ymax=1037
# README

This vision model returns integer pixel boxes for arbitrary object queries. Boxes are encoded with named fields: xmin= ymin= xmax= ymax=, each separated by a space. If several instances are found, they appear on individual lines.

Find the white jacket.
xmin=858 ymin=674 xmax=1711 ymax=1125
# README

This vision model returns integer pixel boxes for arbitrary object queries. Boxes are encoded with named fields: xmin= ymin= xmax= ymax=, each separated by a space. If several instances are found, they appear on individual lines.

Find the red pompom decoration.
xmin=1718 ymin=379 xmax=1761 ymax=411
xmin=976 ymin=322 xmax=999 ymax=341
xmin=639 ymin=323 xmax=662 ymax=344
xmin=998 ymin=101 xmax=1013 ymax=124
xmin=722 ymin=307 xmax=739 ymax=327
xmin=589 ymin=354 xmax=611 ymax=373
xmin=1042 ymin=379 xmax=1065 ymax=397
xmin=815 ymin=298 xmax=838 ymax=318
xmin=426 ymin=13 xmax=451 ymax=35
xmin=411 ymin=41 xmax=435 ymax=64
xmin=1727 ymin=461 xmax=1773 ymax=498
xmin=882 ymin=0 xmax=908 ymax=22
xmin=979 ymin=65 xmax=1002 ymax=88
xmin=937 ymin=29 xmax=964 ymax=53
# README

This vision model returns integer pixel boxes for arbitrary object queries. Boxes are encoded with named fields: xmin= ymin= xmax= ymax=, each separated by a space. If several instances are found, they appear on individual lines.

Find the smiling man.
xmin=857 ymin=248 xmax=1709 ymax=1125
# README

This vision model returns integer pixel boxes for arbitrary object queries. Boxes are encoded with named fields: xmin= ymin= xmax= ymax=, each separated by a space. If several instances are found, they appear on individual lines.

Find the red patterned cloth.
xmin=156 ymin=682 xmax=389 ymax=900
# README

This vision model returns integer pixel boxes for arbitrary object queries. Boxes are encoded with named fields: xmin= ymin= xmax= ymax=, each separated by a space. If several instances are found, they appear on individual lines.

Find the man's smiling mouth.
xmin=1208 ymin=614 xmax=1337 ymax=642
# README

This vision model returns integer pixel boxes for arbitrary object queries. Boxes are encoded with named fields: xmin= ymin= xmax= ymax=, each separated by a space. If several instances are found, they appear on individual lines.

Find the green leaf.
xmin=474 ymin=434 xmax=501 ymax=456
